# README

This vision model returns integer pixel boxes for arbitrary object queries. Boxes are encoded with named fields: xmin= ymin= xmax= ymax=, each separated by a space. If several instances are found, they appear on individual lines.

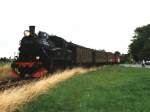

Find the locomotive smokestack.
xmin=29 ymin=26 xmax=35 ymax=35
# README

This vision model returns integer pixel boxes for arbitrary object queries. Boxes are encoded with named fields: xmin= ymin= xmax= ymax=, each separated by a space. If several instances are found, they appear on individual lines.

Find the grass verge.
xmin=20 ymin=65 xmax=150 ymax=112
xmin=0 ymin=67 xmax=97 ymax=112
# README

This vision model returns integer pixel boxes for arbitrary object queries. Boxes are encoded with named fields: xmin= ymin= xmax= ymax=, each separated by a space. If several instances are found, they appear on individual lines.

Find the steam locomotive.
xmin=10 ymin=26 xmax=124 ymax=80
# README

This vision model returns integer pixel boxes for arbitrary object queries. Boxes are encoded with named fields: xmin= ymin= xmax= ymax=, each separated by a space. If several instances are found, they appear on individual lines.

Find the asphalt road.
xmin=121 ymin=64 xmax=150 ymax=68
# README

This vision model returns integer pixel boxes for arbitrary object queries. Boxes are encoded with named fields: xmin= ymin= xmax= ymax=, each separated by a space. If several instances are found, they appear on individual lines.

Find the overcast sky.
xmin=0 ymin=0 xmax=150 ymax=57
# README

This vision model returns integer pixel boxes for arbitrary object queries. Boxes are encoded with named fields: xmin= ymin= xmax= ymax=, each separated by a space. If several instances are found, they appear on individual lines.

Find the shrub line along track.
xmin=0 ymin=79 xmax=38 ymax=91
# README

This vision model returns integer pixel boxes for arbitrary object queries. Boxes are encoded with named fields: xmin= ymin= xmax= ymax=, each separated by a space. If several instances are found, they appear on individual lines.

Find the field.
xmin=18 ymin=66 xmax=150 ymax=112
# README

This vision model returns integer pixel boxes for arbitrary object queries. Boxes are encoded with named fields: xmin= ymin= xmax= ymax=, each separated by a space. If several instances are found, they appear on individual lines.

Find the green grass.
xmin=0 ymin=62 xmax=9 ymax=67
xmin=20 ymin=66 xmax=150 ymax=112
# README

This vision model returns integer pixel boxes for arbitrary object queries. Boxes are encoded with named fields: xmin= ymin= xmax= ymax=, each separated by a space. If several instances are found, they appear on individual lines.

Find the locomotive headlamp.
xmin=36 ymin=56 xmax=40 ymax=60
xmin=24 ymin=30 xmax=31 ymax=37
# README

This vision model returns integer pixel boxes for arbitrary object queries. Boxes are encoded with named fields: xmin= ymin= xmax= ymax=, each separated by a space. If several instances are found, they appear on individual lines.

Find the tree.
xmin=114 ymin=51 xmax=121 ymax=56
xmin=129 ymin=24 xmax=150 ymax=61
xmin=98 ymin=49 xmax=105 ymax=52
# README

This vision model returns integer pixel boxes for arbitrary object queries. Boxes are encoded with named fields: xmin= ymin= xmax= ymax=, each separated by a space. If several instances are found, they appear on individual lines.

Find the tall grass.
xmin=0 ymin=67 xmax=97 ymax=112
xmin=0 ymin=64 xmax=11 ymax=81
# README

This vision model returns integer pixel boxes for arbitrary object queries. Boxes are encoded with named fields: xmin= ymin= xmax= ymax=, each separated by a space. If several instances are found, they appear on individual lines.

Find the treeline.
xmin=0 ymin=57 xmax=12 ymax=63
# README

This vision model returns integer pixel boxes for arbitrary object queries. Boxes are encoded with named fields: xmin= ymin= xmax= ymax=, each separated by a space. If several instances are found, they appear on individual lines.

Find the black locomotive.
xmin=10 ymin=26 xmax=124 ymax=80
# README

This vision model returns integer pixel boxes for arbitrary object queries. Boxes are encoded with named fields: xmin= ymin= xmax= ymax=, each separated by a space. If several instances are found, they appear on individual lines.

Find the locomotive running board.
xmin=32 ymin=68 xmax=48 ymax=78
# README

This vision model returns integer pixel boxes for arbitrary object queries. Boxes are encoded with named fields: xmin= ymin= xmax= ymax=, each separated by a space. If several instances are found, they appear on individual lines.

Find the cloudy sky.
xmin=0 ymin=0 xmax=150 ymax=57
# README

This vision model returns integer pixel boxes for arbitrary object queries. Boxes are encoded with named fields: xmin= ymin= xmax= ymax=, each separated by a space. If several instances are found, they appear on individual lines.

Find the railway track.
xmin=0 ymin=79 xmax=37 ymax=91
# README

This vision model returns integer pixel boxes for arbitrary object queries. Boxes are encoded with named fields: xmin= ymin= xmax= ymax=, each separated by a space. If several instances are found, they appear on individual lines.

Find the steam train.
xmin=10 ymin=26 xmax=124 ymax=80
